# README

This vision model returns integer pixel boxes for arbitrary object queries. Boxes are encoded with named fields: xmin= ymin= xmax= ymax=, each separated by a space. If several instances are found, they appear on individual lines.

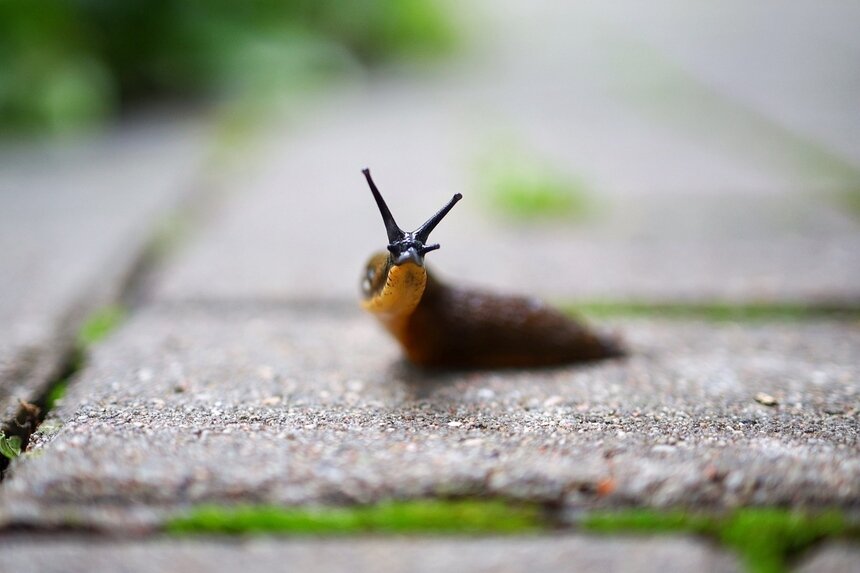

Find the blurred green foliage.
xmin=477 ymin=143 xmax=595 ymax=222
xmin=0 ymin=0 xmax=455 ymax=133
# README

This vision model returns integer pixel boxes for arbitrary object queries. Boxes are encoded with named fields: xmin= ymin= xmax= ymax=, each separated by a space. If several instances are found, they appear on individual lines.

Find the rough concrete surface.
xmin=0 ymin=535 xmax=740 ymax=573
xmin=0 ymin=119 xmax=206 ymax=421
xmin=1 ymin=304 xmax=856 ymax=530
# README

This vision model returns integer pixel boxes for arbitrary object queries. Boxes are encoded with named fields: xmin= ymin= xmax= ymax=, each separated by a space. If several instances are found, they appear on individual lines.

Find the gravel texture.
xmin=1 ymin=303 xmax=856 ymax=530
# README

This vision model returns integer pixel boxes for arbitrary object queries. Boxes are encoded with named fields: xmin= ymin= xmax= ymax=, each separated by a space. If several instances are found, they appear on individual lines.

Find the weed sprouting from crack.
xmin=0 ymin=306 xmax=124 ymax=479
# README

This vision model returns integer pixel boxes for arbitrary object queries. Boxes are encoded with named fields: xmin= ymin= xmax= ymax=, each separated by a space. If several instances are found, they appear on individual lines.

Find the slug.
xmin=360 ymin=168 xmax=623 ymax=369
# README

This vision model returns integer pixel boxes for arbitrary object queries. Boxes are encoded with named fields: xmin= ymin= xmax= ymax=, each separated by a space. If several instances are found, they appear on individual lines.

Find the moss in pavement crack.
xmin=77 ymin=305 xmax=126 ymax=348
xmin=167 ymin=500 xmax=545 ymax=535
xmin=583 ymin=508 xmax=859 ymax=573
xmin=565 ymin=300 xmax=860 ymax=322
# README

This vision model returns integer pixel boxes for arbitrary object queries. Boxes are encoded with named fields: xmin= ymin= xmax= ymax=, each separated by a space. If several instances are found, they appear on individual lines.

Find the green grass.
xmin=0 ymin=431 xmax=23 ymax=459
xmin=167 ymin=500 xmax=544 ymax=536
xmin=583 ymin=508 xmax=858 ymax=573
xmin=77 ymin=305 xmax=126 ymax=347
xmin=565 ymin=301 xmax=860 ymax=322
xmin=478 ymin=147 xmax=595 ymax=222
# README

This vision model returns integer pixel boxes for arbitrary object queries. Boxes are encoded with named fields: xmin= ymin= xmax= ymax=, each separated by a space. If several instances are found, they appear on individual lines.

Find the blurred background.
xmin=1 ymin=0 xmax=859 ymax=326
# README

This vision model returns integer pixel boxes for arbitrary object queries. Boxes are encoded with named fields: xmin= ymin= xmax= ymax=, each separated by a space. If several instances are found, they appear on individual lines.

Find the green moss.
xmin=478 ymin=150 xmax=596 ymax=222
xmin=583 ymin=509 xmax=857 ymax=573
xmin=494 ymin=172 xmax=591 ymax=220
xmin=77 ymin=305 xmax=126 ymax=348
xmin=166 ymin=503 xmax=857 ymax=571
xmin=0 ymin=431 xmax=22 ymax=459
xmin=43 ymin=379 xmax=71 ymax=411
xmin=565 ymin=301 xmax=860 ymax=322
xmin=838 ymin=188 xmax=860 ymax=218
xmin=585 ymin=509 xmax=709 ymax=534
xmin=167 ymin=500 xmax=543 ymax=535
xmin=718 ymin=510 xmax=850 ymax=573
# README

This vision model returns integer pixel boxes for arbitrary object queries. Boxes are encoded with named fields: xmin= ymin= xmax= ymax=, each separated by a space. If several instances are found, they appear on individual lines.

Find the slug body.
xmin=360 ymin=169 xmax=622 ymax=369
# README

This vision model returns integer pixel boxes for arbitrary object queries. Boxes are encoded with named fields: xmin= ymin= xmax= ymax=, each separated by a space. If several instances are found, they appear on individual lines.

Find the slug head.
xmin=363 ymin=168 xmax=462 ymax=267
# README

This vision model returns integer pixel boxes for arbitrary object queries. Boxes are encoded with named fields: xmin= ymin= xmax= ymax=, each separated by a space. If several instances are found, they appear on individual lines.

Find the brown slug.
xmin=360 ymin=168 xmax=623 ymax=369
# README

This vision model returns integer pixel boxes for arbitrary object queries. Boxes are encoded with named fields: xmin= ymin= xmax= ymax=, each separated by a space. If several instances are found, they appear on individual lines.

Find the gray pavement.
xmin=795 ymin=543 xmax=860 ymax=573
xmin=0 ymin=535 xmax=740 ymax=573
xmin=0 ymin=119 xmax=207 ymax=422
xmin=594 ymin=0 xmax=860 ymax=166
xmin=1 ymin=304 xmax=856 ymax=531
xmin=148 ymin=0 xmax=860 ymax=305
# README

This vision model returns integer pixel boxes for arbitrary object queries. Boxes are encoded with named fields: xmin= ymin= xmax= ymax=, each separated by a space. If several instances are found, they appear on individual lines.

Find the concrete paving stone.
xmin=0 ymin=535 xmax=740 ymax=573
xmin=0 ymin=119 xmax=207 ymax=421
xmin=152 ymin=171 xmax=860 ymax=302
xmin=594 ymin=0 xmax=860 ymax=165
xmin=149 ymin=0 xmax=860 ymax=304
xmin=0 ymin=303 xmax=856 ymax=530
xmin=795 ymin=542 xmax=860 ymax=573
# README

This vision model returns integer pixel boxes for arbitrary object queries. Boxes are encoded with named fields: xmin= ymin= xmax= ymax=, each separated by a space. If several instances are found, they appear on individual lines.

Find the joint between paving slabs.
xmin=0 ymin=176 xmax=221 ymax=480
xmin=0 ymin=345 xmax=84 ymax=479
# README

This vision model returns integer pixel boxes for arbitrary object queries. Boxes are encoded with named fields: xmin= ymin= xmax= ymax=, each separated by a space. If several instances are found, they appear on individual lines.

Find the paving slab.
xmin=795 ymin=542 xmax=860 ymax=573
xmin=0 ymin=535 xmax=740 ymax=573
xmin=1 ymin=303 xmax=856 ymax=530
xmin=595 ymin=0 xmax=860 ymax=165
xmin=148 ymin=0 xmax=860 ymax=305
xmin=0 ymin=119 xmax=207 ymax=421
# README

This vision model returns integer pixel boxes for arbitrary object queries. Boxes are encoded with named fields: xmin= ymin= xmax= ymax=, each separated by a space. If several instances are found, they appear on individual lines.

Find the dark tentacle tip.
xmin=420 ymin=243 xmax=441 ymax=255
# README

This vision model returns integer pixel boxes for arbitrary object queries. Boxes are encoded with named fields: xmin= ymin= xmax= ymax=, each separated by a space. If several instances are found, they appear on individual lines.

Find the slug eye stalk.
xmin=362 ymin=168 xmax=462 ymax=265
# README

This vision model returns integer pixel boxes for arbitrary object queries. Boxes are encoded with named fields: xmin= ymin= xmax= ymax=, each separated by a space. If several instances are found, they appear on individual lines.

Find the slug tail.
xmin=597 ymin=333 xmax=626 ymax=359
xmin=400 ymin=274 xmax=625 ymax=370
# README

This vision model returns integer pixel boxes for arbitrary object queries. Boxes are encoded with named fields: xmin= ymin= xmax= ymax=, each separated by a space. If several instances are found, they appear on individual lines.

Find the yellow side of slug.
xmin=361 ymin=261 xmax=427 ymax=337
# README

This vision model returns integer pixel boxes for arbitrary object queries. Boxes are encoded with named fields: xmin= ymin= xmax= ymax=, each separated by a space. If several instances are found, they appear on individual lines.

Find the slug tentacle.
xmin=359 ymin=168 xmax=623 ymax=369
xmin=415 ymin=193 xmax=462 ymax=244
xmin=363 ymin=168 xmax=404 ymax=244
